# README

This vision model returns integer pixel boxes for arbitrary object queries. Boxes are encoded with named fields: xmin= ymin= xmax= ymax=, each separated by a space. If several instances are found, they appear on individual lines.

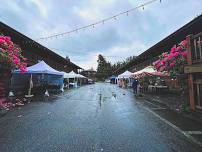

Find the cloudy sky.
xmin=0 ymin=0 xmax=202 ymax=69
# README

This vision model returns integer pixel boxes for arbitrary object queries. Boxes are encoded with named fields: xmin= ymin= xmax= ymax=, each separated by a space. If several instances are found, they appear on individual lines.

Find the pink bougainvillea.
xmin=153 ymin=40 xmax=188 ymax=76
xmin=0 ymin=34 xmax=27 ymax=72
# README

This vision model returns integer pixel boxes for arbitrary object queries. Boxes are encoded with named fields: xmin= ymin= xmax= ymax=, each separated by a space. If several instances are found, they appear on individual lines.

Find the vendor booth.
xmin=11 ymin=61 xmax=64 ymax=96
xmin=118 ymin=71 xmax=133 ymax=88
xmin=63 ymin=71 xmax=78 ymax=88
xmin=76 ymin=74 xmax=87 ymax=86
xmin=132 ymin=66 xmax=168 ymax=93
xmin=110 ymin=76 xmax=117 ymax=84
xmin=133 ymin=66 xmax=156 ymax=77
xmin=63 ymin=71 xmax=87 ymax=88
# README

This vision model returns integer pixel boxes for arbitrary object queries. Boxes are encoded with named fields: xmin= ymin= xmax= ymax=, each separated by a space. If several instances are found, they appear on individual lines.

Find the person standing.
xmin=132 ymin=79 xmax=139 ymax=94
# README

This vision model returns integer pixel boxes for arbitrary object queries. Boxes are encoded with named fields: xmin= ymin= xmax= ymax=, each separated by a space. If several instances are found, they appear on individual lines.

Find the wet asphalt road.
xmin=0 ymin=83 xmax=202 ymax=152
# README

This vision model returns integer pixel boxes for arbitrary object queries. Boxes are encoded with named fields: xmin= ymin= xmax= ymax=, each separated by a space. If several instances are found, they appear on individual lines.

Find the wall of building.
xmin=0 ymin=22 xmax=81 ymax=73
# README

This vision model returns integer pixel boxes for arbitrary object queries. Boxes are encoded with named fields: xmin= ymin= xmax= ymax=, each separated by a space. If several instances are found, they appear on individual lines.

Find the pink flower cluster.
xmin=0 ymin=35 xmax=27 ymax=72
xmin=153 ymin=40 xmax=188 ymax=75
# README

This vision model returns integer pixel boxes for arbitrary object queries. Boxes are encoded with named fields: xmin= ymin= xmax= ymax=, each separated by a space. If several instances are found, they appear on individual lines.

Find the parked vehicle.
xmin=88 ymin=79 xmax=94 ymax=84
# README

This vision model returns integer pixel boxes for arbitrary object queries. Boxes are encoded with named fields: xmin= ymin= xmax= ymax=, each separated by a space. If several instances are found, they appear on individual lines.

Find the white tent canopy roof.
xmin=63 ymin=71 xmax=77 ymax=78
xmin=118 ymin=70 xmax=132 ymax=78
xmin=133 ymin=66 xmax=156 ymax=76
xmin=76 ymin=74 xmax=86 ymax=78
xmin=14 ymin=61 xmax=64 ymax=75
xmin=63 ymin=71 xmax=86 ymax=79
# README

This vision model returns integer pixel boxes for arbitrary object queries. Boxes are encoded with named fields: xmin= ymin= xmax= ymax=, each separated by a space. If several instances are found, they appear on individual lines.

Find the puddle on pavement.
xmin=98 ymin=93 xmax=102 ymax=108
xmin=112 ymin=92 xmax=117 ymax=98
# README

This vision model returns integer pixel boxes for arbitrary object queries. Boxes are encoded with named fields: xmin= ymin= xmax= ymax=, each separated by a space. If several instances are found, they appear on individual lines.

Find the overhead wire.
xmin=34 ymin=0 xmax=161 ymax=41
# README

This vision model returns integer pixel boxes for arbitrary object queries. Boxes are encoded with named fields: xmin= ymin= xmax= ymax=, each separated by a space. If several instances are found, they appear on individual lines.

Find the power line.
xmin=35 ymin=0 xmax=161 ymax=41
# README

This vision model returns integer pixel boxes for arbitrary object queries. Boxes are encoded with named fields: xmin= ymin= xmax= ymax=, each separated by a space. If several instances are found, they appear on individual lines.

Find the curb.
xmin=143 ymin=95 xmax=202 ymax=125
xmin=142 ymin=106 xmax=202 ymax=148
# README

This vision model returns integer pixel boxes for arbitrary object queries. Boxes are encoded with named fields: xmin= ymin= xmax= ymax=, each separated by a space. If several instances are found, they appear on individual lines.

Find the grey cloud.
xmin=0 ymin=0 xmax=201 ymax=69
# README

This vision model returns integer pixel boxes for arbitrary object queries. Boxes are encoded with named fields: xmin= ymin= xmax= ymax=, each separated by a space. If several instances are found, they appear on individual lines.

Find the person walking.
xmin=132 ymin=79 xmax=139 ymax=95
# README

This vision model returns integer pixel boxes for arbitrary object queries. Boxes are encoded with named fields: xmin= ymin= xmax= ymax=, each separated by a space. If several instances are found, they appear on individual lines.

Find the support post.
xmin=186 ymin=35 xmax=195 ymax=110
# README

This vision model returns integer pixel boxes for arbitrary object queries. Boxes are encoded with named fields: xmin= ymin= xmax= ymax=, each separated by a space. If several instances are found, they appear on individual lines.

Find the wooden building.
xmin=114 ymin=14 xmax=202 ymax=75
xmin=80 ymin=69 xmax=97 ymax=81
xmin=113 ymin=14 xmax=202 ymax=111
xmin=185 ymin=33 xmax=202 ymax=110
xmin=0 ymin=22 xmax=82 ymax=73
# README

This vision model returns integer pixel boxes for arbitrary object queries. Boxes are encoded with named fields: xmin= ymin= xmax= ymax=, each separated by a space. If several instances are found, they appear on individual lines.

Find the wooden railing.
xmin=191 ymin=32 xmax=202 ymax=63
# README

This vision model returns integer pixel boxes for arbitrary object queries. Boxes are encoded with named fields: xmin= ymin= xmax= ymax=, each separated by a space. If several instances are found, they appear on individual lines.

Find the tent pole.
xmin=25 ymin=74 xmax=34 ymax=98
xmin=68 ymin=78 xmax=70 ymax=89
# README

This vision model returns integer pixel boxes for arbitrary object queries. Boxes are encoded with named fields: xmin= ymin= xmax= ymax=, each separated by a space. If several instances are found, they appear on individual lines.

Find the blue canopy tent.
xmin=11 ymin=61 xmax=64 ymax=96
xmin=110 ymin=76 xmax=117 ymax=84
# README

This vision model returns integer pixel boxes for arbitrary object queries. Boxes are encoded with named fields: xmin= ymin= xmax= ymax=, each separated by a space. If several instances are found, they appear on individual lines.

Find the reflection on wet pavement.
xmin=0 ymin=83 xmax=201 ymax=152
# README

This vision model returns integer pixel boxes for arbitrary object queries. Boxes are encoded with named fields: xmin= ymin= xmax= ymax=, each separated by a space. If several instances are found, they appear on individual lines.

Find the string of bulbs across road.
xmin=35 ymin=0 xmax=162 ymax=42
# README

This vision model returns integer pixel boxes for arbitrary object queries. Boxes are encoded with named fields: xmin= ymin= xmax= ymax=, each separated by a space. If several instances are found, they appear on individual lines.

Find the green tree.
xmin=96 ymin=54 xmax=112 ymax=80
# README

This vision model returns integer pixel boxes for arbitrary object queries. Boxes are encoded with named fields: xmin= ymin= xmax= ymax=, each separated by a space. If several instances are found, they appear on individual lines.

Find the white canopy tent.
xmin=14 ymin=60 xmax=64 ymax=75
xmin=63 ymin=71 xmax=78 ymax=79
xmin=118 ymin=70 xmax=133 ymax=78
xmin=76 ymin=74 xmax=86 ymax=78
xmin=62 ymin=71 xmax=87 ymax=88
xmin=132 ymin=66 xmax=156 ymax=77
xmin=117 ymin=71 xmax=133 ymax=87
xmin=62 ymin=71 xmax=77 ymax=88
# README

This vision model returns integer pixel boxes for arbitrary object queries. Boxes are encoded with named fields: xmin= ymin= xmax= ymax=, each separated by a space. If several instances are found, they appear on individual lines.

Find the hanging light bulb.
xmin=142 ymin=6 xmax=144 ymax=10
xmin=126 ymin=11 xmax=129 ymax=16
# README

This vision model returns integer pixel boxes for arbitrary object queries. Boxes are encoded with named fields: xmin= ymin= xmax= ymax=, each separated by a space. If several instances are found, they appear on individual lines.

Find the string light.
xmin=22 ymin=0 xmax=161 ymax=43
xmin=114 ymin=16 xmax=117 ymax=20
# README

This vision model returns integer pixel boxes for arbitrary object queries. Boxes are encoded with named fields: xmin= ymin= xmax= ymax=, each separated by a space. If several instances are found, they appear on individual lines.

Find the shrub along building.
xmin=114 ymin=14 xmax=202 ymax=111
xmin=0 ymin=22 xmax=82 ymax=73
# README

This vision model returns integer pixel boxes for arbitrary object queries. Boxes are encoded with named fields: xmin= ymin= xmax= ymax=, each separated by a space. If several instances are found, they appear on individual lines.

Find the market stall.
xmin=11 ymin=61 xmax=64 ymax=96
xmin=110 ymin=76 xmax=118 ymax=84
xmin=118 ymin=70 xmax=133 ymax=88
xmin=133 ymin=66 xmax=156 ymax=78
xmin=132 ymin=66 xmax=168 ymax=93
xmin=63 ymin=71 xmax=88 ymax=88
xmin=76 ymin=74 xmax=88 ymax=86
xmin=63 ymin=71 xmax=77 ymax=88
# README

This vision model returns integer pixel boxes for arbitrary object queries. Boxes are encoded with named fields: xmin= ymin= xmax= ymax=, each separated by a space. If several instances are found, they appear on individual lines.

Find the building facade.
xmin=80 ymin=69 xmax=97 ymax=81
xmin=185 ymin=33 xmax=202 ymax=110
xmin=114 ymin=14 xmax=202 ymax=75
xmin=0 ymin=22 xmax=82 ymax=73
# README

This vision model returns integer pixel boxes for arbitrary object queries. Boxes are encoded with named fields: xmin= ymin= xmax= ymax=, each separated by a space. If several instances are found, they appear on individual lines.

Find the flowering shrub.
xmin=153 ymin=40 xmax=188 ymax=76
xmin=0 ymin=34 xmax=27 ymax=72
